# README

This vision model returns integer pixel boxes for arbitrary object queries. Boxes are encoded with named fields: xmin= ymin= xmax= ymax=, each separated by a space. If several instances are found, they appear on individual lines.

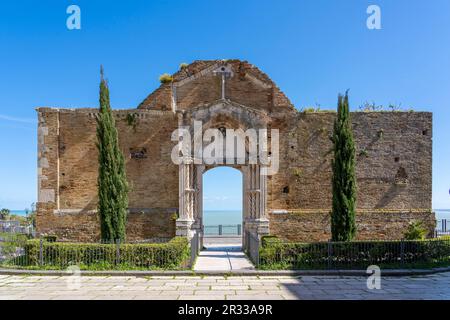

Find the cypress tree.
xmin=97 ymin=66 xmax=129 ymax=242
xmin=331 ymin=91 xmax=357 ymax=241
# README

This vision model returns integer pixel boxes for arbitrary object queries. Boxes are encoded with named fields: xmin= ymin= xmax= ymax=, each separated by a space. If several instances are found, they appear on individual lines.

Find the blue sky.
xmin=203 ymin=167 xmax=242 ymax=211
xmin=0 ymin=0 xmax=449 ymax=210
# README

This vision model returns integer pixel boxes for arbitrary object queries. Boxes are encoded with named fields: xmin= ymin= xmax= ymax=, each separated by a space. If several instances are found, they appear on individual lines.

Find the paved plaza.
xmin=0 ymin=272 xmax=449 ymax=300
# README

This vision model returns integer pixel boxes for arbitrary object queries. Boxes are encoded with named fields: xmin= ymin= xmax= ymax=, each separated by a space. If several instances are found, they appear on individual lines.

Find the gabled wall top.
xmin=137 ymin=59 xmax=296 ymax=113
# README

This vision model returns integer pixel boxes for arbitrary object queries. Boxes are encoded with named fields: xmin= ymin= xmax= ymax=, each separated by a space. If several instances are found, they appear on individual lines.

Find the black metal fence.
xmin=259 ymin=238 xmax=450 ymax=270
xmin=204 ymin=224 xmax=242 ymax=236
xmin=245 ymin=231 xmax=260 ymax=266
xmin=0 ymin=220 xmax=34 ymax=236
xmin=0 ymin=236 xmax=189 ymax=270
xmin=435 ymin=219 xmax=450 ymax=237
xmin=0 ymin=233 xmax=29 ymax=267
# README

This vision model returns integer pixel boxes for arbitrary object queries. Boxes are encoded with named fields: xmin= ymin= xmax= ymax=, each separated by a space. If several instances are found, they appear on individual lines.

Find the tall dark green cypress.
xmin=97 ymin=66 xmax=129 ymax=242
xmin=331 ymin=92 xmax=357 ymax=241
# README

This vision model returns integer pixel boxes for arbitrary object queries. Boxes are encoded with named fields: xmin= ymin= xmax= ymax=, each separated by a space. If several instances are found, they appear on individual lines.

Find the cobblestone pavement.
xmin=0 ymin=272 xmax=449 ymax=300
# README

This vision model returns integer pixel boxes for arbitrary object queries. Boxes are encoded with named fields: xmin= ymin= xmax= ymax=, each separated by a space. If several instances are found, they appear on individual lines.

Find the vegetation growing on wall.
xmin=96 ymin=66 xmax=129 ymax=242
xmin=292 ymin=168 xmax=303 ymax=180
xmin=125 ymin=113 xmax=138 ymax=131
xmin=331 ymin=92 xmax=357 ymax=241
xmin=404 ymin=221 xmax=428 ymax=240
xmin=358 ymin=149 xmax=368 ymax=158
xmin=358 ymin=102 xmax=407 ymax=112
xmin=301 ymin=106 xmax=335 ymax=113
xmin=159 ymin=73 xmax=173 ymax=84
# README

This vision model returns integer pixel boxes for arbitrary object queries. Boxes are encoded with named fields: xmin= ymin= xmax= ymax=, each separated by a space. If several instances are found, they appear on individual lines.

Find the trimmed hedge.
xmin=259 ymin=236 xmax=450 ymax=270
xmin=20 ymin=237 xmax=190 ymax=270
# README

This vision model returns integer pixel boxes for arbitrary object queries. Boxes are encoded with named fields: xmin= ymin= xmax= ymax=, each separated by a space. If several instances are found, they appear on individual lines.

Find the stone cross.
xmin=213 ymin=65 xmax=233 ymax=100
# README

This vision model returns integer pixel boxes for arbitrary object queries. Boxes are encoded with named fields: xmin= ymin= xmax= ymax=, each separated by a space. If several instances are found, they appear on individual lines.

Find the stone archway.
xmin=176 ymin=161 xmax=269 ymax=263
xmin=175 ymin=100 xmax=271 ymax=262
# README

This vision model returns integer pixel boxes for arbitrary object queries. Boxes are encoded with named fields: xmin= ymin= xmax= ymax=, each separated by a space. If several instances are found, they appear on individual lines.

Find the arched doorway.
xmin=176 ymin=161 xmax=269 ymax=265
xmin=202 ymin=166 xmax=243 ymax=249
xmin=174 ymin=101 xmax=271 ymax=265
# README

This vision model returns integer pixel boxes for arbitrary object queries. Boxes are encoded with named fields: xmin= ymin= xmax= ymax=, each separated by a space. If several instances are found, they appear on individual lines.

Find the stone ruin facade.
xmin=36 ymin=59 xmax=434 ymax=249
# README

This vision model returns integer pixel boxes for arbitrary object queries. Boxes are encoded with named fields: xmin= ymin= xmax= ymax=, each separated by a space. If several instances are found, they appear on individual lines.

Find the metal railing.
xmin=190 ymin=231 xmax=200 ymax=266
xmin=204 ymin=224 xmax=242 ymax=236
xmin=259 ymin=238 xmax=450 ymax=270
xmin=0 ymin=236 xmax=189 ymax=270
xmin=0 ymin=220 xmax=35 ymax=236
xmin=245 ymin=231 xmax=260 ymax=266
xmin=435 ymin=219 xmax=450 ymax=237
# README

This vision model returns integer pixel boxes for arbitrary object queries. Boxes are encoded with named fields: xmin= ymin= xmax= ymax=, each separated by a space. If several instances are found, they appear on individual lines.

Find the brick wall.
xmin=36 ymin=60 xmax=433 ymax=242
xmin=37 ymin=107 xmax=433 ymax=242
xmin=269 ymin=210 xmax=435 ymax=242
xmin=36 ymin=108 xmax=179 ymax=241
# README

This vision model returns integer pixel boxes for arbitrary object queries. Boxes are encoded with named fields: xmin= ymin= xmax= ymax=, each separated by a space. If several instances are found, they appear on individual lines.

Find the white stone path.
xmin=193 ymin=245 xmax=255 ymax=271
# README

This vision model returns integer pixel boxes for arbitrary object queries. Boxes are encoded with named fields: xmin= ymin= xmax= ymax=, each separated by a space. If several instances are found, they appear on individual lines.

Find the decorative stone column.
xmin=192 ymin=165 xmax=204 ymax=249
xmin=176 ymin=158 xmax=196 ymax=239
xmin=243 ymin=164 xmax=270 ymax=244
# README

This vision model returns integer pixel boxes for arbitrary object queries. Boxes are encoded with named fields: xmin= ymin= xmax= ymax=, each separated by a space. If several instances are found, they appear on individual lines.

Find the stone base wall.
xmin=268 ymin=210 xmax=436 ymax=242
xmin=36 ymin=204 xmax=176 ymax=242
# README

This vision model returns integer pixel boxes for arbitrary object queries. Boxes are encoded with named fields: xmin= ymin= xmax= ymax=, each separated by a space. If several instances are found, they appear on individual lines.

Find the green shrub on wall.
xmin=404 ymin=221 xmax=428 ymax=240
xmin=159 ymin=73 xmax=173 ymax=84
xmin=21 ymin=237 xmax=189 ymax=270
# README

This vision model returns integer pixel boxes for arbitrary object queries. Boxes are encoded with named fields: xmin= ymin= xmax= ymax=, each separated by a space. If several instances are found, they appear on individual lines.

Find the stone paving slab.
xmin=193 ymin=245 xmax=255 ymax=271
xmin=0 ymin=272 xmax=449 ymax=300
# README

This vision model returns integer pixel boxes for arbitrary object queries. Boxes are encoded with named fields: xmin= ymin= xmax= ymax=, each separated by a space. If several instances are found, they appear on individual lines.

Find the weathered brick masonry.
xmin=36 ymin=60 xmax=434 ymax=242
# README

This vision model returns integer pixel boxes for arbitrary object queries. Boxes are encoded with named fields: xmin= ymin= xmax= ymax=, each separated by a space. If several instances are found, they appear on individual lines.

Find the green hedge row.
xmin=20 ymin=237 xmax=190 ymax=270
xmin=259 ymin=236 xmax=450 ymax=270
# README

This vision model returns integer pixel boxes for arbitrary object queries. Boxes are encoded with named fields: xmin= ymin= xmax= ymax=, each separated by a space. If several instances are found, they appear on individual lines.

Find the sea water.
xmin=7 ymin=209 xmax=450 ymax=222
xmin=203 ymin=210 xmax=242 ymax=226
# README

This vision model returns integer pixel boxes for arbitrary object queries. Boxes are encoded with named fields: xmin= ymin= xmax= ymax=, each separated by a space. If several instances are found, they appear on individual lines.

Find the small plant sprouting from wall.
xmin=359 ymin=102 xmax=383 ymax=112
xmin=292 ymin=168 xmax=303 ymax=180
xmin=179 ymin=63 xmax=188 ymax=70
xmin=126 ymin=113 xmax=138 ymax=131
xmin=377 ymin=129 xmax=384 ymax=139
xmin=387 ymin=104 xmax=402 ymax=112
xmin=358 ymin=101 xmax=407 ymax=112
xmin=403 ymin=220 xmax=428 ymax=240
xmin=159 ymin=73 xmax=173 ymax=84
xmin=358 ymin=149 xmax=368 ymax=158
xmin=303 ymin=107 xmax=319 ymax=113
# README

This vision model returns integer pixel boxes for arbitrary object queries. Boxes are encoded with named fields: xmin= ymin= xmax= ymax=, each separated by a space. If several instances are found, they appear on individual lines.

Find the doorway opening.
xmin=202 ymin=166 xmax=243 ymax=250
xmin=193 ymin=166 xmax=255 ymax=271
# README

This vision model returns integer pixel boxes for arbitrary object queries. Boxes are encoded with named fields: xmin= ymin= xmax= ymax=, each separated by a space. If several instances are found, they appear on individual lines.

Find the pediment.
xmin=137 ymin=59 xmax=295 ymax=114
xmin=179 ymin=100 xmax=271 ymax=131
